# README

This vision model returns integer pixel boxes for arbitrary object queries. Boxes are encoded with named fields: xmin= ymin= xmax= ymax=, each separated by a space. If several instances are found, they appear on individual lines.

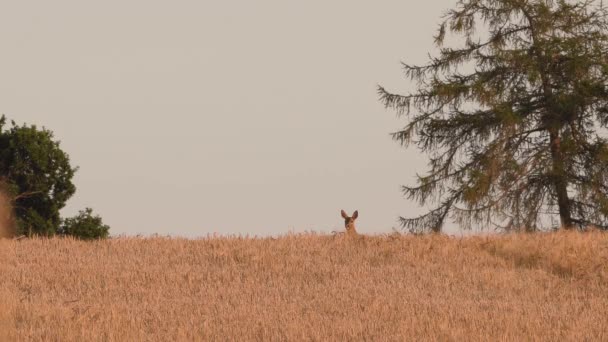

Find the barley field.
xmin=1 ymin=231 xmax=607 ymax=341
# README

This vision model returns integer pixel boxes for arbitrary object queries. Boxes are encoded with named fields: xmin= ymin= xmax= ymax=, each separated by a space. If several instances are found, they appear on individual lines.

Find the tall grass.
xmin=1 ymin=231 xmax=607 ymax=341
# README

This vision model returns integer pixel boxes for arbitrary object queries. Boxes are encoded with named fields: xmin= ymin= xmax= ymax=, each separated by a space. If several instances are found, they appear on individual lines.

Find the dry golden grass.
xmin=1 ymin=231 xmax=607 ymax=341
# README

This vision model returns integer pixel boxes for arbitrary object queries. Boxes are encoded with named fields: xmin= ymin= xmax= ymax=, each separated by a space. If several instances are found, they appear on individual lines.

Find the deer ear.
xmin=341 ymin=210 xmax=348 ymax=219
xmin=352 ymin=210 xmax=358 ymax=219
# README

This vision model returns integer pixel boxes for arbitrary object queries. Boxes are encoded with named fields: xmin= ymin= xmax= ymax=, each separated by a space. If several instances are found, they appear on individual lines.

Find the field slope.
xmin=1 ymin=231 xmax=607 ymax=341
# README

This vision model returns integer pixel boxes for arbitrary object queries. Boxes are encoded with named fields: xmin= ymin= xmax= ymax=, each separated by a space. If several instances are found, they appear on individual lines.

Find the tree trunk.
xmin=519 ymin=7 xmax=576 ymax=229
xmin=549 ymin=129 xmax=573 ymax=229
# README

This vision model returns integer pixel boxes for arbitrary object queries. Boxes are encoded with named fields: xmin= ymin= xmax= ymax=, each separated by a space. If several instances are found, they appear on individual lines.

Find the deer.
xmin=337 ymin=209 xmax=359 ymax=236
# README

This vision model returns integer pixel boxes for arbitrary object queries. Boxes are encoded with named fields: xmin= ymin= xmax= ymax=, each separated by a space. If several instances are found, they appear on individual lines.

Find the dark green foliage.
xmin=379 ymin=0 xmax=608 ymax=233
xmin=59 ymin=208 xmax=110 ymax=240
xmin=0 ymin=115 xmax=77 ymax=236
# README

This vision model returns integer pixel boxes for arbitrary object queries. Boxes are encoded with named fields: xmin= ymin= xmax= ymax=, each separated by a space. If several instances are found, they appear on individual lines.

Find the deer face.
xmin=341 ymin=210 xmax=359 ymax=234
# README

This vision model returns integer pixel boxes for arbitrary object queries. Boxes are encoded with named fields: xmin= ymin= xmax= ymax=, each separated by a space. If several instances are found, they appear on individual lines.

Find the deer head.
xmin=340 ymin=210 xmax=359 ymax=235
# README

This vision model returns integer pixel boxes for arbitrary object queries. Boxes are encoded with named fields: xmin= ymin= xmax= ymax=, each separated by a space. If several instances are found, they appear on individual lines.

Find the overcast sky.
xmin=0 ymin=0 xmax=457 ymax=237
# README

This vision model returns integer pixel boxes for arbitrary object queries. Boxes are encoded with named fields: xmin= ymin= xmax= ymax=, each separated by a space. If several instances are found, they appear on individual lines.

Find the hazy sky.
xmin=0 ymin=1 xmax=456 ymax=237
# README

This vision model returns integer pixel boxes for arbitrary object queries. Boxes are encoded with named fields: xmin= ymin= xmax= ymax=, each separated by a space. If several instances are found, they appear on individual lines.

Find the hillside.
xmin=1 ymin=231 xmax=607 ymax=341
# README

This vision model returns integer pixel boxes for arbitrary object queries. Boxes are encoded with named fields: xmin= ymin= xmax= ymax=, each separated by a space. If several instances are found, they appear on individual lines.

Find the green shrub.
xmin=60 ymin=208 xmax=110 ymax=240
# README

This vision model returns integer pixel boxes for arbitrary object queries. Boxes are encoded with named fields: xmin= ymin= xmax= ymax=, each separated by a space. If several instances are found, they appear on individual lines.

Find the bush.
xmin=60 ymin=208 xmax=109 ymax=240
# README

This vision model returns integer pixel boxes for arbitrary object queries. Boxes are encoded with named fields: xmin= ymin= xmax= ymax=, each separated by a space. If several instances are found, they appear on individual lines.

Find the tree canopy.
xmin=0 ymin=115 xmax=109 ymax=239
xmin=0 ymin=116 xmax=77 ymax=236
xmin=379 ymin=0 xmax=608 ymax=233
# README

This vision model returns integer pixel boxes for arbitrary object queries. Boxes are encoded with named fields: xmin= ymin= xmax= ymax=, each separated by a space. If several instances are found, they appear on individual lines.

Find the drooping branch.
xmin=12 ymin=191 xmax=43 ymax=202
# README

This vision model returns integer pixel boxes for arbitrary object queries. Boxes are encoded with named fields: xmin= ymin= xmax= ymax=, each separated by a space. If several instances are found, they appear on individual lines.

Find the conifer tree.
xmin=379 ymin=0 xmax=608 ymax=232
